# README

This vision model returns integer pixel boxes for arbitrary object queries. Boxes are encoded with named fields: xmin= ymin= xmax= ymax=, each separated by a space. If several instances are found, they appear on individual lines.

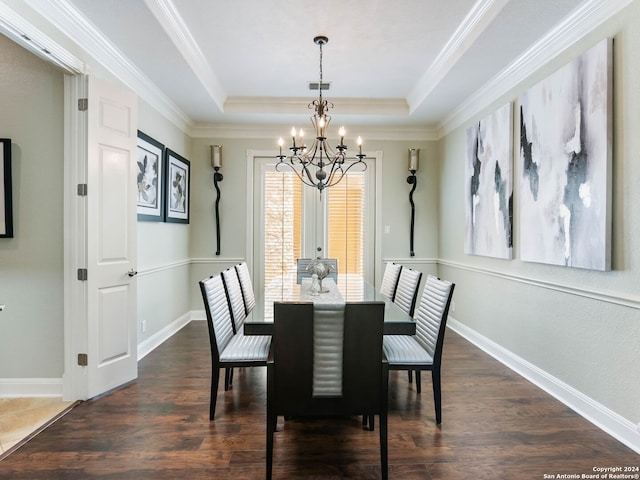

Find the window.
xmin=255 ymin=158 xmax=374 ymax=292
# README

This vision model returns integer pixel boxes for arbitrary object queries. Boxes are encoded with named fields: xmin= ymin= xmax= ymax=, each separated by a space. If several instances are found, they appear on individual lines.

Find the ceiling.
xmin=4 ymin=0 xmax=590 ymax=135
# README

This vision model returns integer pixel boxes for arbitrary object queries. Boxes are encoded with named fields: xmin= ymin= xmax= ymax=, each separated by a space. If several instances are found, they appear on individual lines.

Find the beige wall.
xmin=0 ymin=33 xmax=65 ymax=378
xmin=2 ymin=0 xmax=637 ymax=444
xmin=437 ymin=2 xmax=640 ymax=424
xmin=136 ymin=99 xmax=192 ymax=344
xmin=187 ymin=136 xmax=440 ymax=309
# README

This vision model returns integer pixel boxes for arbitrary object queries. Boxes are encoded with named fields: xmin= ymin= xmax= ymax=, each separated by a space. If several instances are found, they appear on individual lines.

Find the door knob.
xmin=127 ymin=268 xmax=138 ymax=277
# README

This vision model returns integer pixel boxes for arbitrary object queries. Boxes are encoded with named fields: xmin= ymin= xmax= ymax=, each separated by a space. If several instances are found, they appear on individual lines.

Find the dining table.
xmin=243 ymin=273 xmax=416 ymax=336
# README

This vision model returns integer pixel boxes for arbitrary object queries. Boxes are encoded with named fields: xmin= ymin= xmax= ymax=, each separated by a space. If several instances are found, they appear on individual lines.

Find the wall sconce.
xmin=211 ymin=145 xmax=223 ymax=256
xmin=407 ymin=149 xmax=419 ymax=257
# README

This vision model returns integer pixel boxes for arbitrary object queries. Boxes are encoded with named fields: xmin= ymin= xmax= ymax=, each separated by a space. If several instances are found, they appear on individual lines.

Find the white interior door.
xmin=86 ymin=76 xmax=138 ymax=398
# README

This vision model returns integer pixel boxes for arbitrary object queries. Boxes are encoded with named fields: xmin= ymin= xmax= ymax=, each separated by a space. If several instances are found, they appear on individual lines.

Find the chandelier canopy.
xmin=277 ymin=36 xmax=366 ymax=195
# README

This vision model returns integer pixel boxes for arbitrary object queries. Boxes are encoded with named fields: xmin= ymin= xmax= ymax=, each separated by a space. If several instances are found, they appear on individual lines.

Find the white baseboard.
xmin=0 ymin=311 xmax=205 ymax=398
xmin=448 ymin=317 xmax=640 ymax=454
xmin=137 ymin=311 xmax=200 ymax=361
xmin=0 ymin=378 xmax=63 ymax=398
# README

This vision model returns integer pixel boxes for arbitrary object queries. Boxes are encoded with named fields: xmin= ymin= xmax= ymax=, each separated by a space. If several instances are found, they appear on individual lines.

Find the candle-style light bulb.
xmin=357 ymin=136 xmax=363 ymax=155
xmin=408 ymin=148 xmax=419 ymax=172
xmin=278 ymin=137 xmax=284 ymax=155
xmin=291 ymin=127 xmax=297 ymax=148
xmin=338 ymin=126 xmax=345 ymax=146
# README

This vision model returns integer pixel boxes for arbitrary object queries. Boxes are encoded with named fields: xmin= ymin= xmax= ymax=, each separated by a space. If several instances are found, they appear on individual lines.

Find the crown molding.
xmin=224 ymin=96 xmax=409 ymax=116
xmin=23 ymin=0 xmax=192 ymax=132
xmin=144 ymin=0 xmax=226 ymax=112
xmin=189 ymin=122 xmax=437 ymax=141
xmin=408 ymin=0 xmax=509 ymax=112
xmin=437 ymin=0 xmax=633 ymax=137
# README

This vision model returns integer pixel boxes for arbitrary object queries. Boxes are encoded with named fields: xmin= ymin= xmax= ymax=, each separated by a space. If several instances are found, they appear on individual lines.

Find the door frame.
xmin=63 ymin=73 xmax=89 ymax=400
xmin=62 ymin=74 xmax=139 ymax=400
xmin=245 ymin=149 xmax=384 ymax=293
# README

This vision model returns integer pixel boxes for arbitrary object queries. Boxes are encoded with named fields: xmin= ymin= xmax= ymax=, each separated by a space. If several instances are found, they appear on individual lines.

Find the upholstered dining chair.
xmin=234 ymin=262 xmax=256 ymax=315
xmin=383 ymin=275 xmax=455 ymax=424
xmin=393 ymin=266 xmax=422 ymax=317
xmin=266 ymin=301 xmax=388 ymax=479
xmin=221 ymin=267 xmax=247 ymax=333
xmin=379 ymin=262 xmax=403 ymax=301
xmin=199 ymin=274 xmax=270 ymax=420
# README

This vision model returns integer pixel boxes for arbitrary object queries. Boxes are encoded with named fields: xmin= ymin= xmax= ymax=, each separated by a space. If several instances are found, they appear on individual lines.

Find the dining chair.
xmin=221 ymin=266 xmax=251 ymax=389
xmin=234 ymin=262 xmax=256 ymax=315
xmin=393 ymin=266 xmax=422 ymax=317
xmin=379 ymin=262 xmax=403 ymax=301
xmin=199 ymin=274 xmax=271 ymax=420
xmin=222 ymin=267 xmax=247 ymax=333
xmin=296 ymin=257 xmax=338 ymax=284
xmin=383 ymin=274 xmax=455 ymax=424
xmin=266 ymin=301 xmax=388 ymax=479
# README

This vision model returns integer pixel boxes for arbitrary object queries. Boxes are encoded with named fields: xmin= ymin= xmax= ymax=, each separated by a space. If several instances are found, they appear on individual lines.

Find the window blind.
xmin=327 ymin=172 xmax=365 ymax=276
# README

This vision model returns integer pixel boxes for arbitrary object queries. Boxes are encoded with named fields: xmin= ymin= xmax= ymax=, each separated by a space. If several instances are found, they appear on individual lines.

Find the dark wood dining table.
xmin=243 ymin=274 xmax=416 ymax=336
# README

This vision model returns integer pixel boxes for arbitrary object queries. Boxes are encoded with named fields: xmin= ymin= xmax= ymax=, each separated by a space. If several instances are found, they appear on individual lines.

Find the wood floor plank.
xmin=0 ymin=321 xmax=636 ymax=479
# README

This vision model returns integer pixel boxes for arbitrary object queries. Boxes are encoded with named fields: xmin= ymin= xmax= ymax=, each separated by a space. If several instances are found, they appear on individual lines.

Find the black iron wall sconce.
xmin=211 ymin=145 xmax=223 ymax=256
xmin=407 ymin=148 xmax=419 ymax=257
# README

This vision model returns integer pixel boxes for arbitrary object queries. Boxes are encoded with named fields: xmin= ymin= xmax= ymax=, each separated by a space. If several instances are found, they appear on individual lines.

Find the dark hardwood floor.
xmin=1 ymin=321 xmax=636 ymax=479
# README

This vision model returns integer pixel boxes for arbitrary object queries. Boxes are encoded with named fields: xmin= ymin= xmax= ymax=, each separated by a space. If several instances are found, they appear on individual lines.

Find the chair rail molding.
xmin=439 ymin=259 xmax=640 ymax=310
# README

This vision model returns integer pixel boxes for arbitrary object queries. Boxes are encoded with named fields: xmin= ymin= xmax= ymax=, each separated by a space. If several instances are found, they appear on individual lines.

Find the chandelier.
xmin=277 ymin=36 xmax=366 ymax=196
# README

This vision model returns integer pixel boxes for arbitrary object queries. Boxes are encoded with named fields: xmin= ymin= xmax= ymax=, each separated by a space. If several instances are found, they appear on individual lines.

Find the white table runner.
xmin=301 ymin=278 xmax=345 ymax=397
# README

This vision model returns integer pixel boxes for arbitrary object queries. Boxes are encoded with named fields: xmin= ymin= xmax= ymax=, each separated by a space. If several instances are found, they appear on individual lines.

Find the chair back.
xmin=379 ymin=262 xmax=402 ymax=300
xmin=270 ymin=301 xmax=386 ymax=416
xmin=296 ymin=258 xmax=338 ymax=284
xmin=414 ymin=275 xmax=455 ymax=365
xmin=394 ymin=267 xmax=422 ymax=316
xmin=235 ymin=262 xmax=256 ymax=315
xmin=199 ymin=275 xmax=235 ymax=361
xmin=222 ymin=267 xmax=247 ymax=333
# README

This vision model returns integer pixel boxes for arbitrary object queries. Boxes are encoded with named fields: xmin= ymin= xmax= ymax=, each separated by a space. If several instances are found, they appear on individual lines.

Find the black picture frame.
xmin=0 ymin=138 xmax=13 ymax=238
xmin=137 ymin=131 xmax=165 ymax=221
xmin=164 ymin=148 xmax=190 ymax=224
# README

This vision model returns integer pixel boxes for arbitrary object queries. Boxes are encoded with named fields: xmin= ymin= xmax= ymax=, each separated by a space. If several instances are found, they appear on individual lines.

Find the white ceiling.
xmin=3 ymin=0 xmax=598 ymax=135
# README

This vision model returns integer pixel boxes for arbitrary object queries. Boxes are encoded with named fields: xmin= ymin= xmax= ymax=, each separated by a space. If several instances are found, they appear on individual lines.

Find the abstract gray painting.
xmin=465 ymin=103 xmax=513 ymax=259
xmin=519 ymin=38 xmax=612 ymax=270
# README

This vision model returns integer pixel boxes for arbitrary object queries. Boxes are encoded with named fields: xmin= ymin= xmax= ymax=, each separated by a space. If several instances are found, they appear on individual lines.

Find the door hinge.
xmin=77 ymin=183 xmax=87 ymax=196
xmin=77 ymin=268 xmax=88 ymax=281
xmin=78 ymin=98 xmax=88 ymax=111
xmin=77 ymin=353 xmax=88 ymax=366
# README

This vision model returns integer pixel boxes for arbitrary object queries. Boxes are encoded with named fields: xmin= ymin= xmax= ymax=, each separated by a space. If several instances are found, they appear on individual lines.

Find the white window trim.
xmin=246 ymin=149 xmax=383 ymax=289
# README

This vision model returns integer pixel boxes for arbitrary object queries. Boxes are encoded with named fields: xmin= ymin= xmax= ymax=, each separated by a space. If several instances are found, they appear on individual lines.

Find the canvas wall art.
xmin=464 ymin=102 xmax=513 ymax=259
xmin=519 ymin=38 xmax=612 ymax=270
xmin=165 ymin=149 xmax=190 ymax=224
xmin=0 ymin=138 xmax=13 ymax=238
xmin=137 ymin=131 xmax=164 ymax=221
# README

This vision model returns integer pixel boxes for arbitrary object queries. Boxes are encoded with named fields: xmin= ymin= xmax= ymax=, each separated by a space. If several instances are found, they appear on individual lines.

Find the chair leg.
xmin=229 ymin=367 xmax=234 ymax=387
xmin=432 ymin=368 xmax=442 ymax=424
xmin=368 ymin=415 xmax=375 ymax=431
xmin=408 ymin=369 xmax=413 ymax=383
xmin=416 ymin=370 xmax=422 ymax=394
xmin=379 ymin=412 xmax=388 ymax=480
xmin=210 ymin=365 xmax=220 ymax=421
xmin=266 ymin=413 xmax=275 ymax=480
xmin=224 ymin=368 xmax=231 ymax=391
